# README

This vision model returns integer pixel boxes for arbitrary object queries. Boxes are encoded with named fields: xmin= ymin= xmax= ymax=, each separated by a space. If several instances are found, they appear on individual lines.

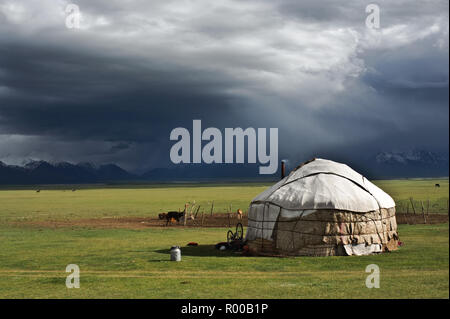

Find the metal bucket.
xmin=170 ymin=246 xmax=181 ymax=261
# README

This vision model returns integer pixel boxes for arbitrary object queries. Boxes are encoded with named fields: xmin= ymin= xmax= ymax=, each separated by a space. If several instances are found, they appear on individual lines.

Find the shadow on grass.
xmin=154 ymin=245 xmax=243 ymax=257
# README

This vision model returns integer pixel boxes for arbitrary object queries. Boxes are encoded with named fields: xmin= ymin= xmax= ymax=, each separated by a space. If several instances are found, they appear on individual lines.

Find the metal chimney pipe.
xmin=281 ymin=160 xmax=286 ymax=179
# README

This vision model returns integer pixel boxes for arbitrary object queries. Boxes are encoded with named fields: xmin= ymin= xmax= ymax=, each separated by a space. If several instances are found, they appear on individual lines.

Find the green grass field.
xmin=0 ymin=178 xmax=448 ymax=222
xmin=0 ymin=178 xmax=448 ymax=298
xmin=0 ymin=224 xmax=448 ymax=298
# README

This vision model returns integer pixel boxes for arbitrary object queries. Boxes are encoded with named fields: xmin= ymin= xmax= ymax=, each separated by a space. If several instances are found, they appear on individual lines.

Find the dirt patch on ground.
xmin=395 ymin=213 xmax=448 ymax=225
xmin=12 ymin=213 xmax=448 ymax=229
xmin=14 ymin=213 xmax=248 ymax=229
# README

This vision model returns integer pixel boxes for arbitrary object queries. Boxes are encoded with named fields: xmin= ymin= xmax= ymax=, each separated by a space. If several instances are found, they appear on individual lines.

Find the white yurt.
xmin=245 ymin=158 xmax=399 ymax=256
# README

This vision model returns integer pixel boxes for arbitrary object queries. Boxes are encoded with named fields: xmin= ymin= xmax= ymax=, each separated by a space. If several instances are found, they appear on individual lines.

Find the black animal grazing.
xmin=164 ymin=211 xmax=184 ymax=225
xmin=435 ymin=184 xmax=440 ymax=188
xmin=163 ymin=203 xmax=189 ymax=226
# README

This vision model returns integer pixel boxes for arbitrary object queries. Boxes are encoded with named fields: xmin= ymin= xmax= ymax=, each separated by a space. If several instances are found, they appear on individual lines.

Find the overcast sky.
xmin=0 ymin=0 xmax=448 ymax=173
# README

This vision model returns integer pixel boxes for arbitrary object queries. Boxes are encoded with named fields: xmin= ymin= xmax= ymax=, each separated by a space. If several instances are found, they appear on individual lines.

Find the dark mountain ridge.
xmin=0 ymin=160 xmax=136 ymax=184
xmin=0 ymin=149 xmax=448 ymax=185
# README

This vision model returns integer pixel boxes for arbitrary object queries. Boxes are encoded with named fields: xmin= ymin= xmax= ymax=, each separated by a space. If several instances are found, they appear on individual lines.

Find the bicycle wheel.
xmin=227 ymin=230 xmax=234 ymax=243
xmin=235 ymin=223 xmax=244 ymax=240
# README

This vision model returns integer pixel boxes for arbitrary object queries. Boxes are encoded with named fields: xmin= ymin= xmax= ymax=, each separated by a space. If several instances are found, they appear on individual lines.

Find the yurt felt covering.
xmin=245 ymin=159 xmax=399 ymax=256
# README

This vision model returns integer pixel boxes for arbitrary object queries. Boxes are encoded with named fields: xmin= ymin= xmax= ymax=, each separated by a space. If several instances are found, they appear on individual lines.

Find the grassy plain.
xmin=0 ymin=178 xmax=448 ymax=298
xmin=0 ymin=178 xmax=448 ymax=222
xmin=0 ymin=224 xmax=448 ymax=298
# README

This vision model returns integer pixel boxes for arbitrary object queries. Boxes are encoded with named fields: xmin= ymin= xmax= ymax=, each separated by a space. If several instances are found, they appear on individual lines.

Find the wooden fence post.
xmin=410 ymin=197 xmax=416 ymax=215
xmin=421 ymin=201 xmax=426 ymax=224
xmin=404 ymin=202 xmax=410 ymax=224
xmin=184 ymin=205 xmax=189 ymax=226
xmin=195 ymin=206 xmax=201 ymax=219
xmin=210 ymin=201 xmax=214 ymax=217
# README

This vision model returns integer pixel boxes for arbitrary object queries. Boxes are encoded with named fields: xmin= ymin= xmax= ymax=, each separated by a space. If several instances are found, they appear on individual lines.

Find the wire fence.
xmin=395 ymin=198 xmax=449 ymax=215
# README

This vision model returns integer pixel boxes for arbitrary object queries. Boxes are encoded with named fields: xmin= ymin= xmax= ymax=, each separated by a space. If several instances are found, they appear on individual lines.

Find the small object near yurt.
xmin=245 ymin=158 xmax=398 ymax=256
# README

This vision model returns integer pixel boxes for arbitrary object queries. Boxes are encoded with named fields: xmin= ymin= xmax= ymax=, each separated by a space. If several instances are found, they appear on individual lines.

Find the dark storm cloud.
xmin=0 ymin=32 xmax=241 ymax=141
xmin=276 ymin=0 xmax=448 ymax=26
xmin=0 ymin=0 xmax=448 ymax=172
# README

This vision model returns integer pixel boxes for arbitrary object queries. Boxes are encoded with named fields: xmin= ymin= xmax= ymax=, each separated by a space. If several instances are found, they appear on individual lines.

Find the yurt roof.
xmin=252 ymin=158 xmax=395 ymax=213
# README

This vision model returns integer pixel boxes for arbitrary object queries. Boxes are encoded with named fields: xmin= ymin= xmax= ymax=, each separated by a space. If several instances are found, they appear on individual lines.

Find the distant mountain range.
xmin=370 ymin=150 xmax=449 ymax=178
xmin=0 ymin=160 xmax=263 ymax=185
xmin=141 ymin=163 xmax=261 ymax=180
xmin=0 ymin=149 xmax=448 ymax=184
xmin=0 ymin=160 xmax=136 ymax=185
